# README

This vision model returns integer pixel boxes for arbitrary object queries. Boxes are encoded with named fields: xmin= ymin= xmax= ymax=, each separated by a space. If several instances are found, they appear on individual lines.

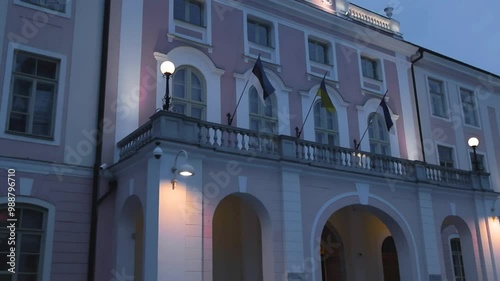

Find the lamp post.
xmin=467 ymin=137 xmax=480 ymax=172
xmin=160 ymin=61 xmax=175 ymax=111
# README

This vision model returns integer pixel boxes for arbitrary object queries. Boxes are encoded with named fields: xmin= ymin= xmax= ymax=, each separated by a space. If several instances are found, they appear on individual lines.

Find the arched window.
xmin=314 ymin=101 xmax=338 ymax=146
xmin=0 ymin=204 xmax=47 ymax=280
xmin=249 ymin=87 xmax=277 ymax=134
xmin=172 ymin=66 xmax=206 ymax=120
xmin=382 ymin=236 xmax=401 ymax=281
xmin=450 ymin=237 xmax=466 ymax=281
xmin=368 ymin=113 xmax=390 ymax=155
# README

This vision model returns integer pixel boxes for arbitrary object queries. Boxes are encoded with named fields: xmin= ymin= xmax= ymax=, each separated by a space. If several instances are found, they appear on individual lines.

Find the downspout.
xmin=88 ymin=0 xmax=111 ymax=280
xmin=410 ymin=48 xmax=426 ymax=162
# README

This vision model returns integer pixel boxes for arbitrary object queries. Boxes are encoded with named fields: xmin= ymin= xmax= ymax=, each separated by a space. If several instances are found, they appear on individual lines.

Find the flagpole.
xmin=355 ymin=90 xmax=388 ymax=149
xmin=296 ymin=94 xmax=316 ymax=138
xmin=296 ymin=73 xmax=329 ymax=138
xmin=228 ymin=79 xmax=250 ymax=126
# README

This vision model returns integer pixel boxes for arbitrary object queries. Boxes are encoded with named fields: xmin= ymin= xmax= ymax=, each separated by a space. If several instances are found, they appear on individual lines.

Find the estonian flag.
xmin=250 ymin=55 xmax=275 ymax=103
xmin=379 ymin=98 xmax=393 ymax=131
xmin=316 ymin=77 xmax=334 ymax=113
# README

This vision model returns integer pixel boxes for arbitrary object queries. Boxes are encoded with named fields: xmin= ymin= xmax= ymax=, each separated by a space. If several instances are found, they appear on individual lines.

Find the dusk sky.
xmin=352 ymin=0 xmax=500 ymax=76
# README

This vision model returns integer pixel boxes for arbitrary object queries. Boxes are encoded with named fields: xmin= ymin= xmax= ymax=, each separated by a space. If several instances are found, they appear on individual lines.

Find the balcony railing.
xmin=116 ymin=112 xmax=491 ymax=190
xmin=346 ymin=4 xmax=401 ymax=36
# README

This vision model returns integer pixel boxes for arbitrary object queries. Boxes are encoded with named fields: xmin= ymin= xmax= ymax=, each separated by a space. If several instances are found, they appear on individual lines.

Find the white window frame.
xmin=0 ymin=43 xmax=66 ymax=146
xmin=14 ymin=0 xmax=72 ymax=18
xmin=368 ymin=113 xmax=391 ymax=156
xmin=437 ymin=144 xmax=455 ymax=168
xmin=248 ymin=86 xmax=278 ymax=134
xmin=305 ymin=32 xmax=338 ymax=82
xmin=361 ymin=56 xmax=381 ymax=81
xmin=168 ymin=0 xmax=212 ymax=48
xmin=458 ymin=87 xmax=480 ymax=128
xmin=358 ymin=52 xmax=386 ymax=95
xmin=173 ymin=0 xmax=205 ymax=27
xmin=469 ymin=151 xmax=486 ymax=172
xmin=314 ymin=100 xmax=339 ymax=146
xmin=356 ymin=98 xmax=399 ymax=157
xmin=0 ymin=197 xmax=55 ymax=281
xmin=171 ymin=66 xmax=207 ymax=120
xmin=154 ymin=48 xmax=223 ymax=124
xmin=243 ymin=11 xmax=280 ymax=65
xmin=448 ymin=235 xmax=467 ymax=281
xmin=427 ymin=77 xmax=449 ymax=119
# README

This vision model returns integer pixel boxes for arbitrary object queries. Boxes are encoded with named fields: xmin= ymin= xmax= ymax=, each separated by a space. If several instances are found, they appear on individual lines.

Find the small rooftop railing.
xmin=116 ymin=111 xmax=490 ymax=190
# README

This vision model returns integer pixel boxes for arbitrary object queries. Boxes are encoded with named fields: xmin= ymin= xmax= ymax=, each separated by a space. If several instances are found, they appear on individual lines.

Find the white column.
xmin=114 ymin=0 xmax=144 ymax=161
xmin=474 ymin=198 xmax=496 ymax=281
xmin=143 ymin=157 xmax=160 ymax=281
xmin=281 ymin=168 xmax=305 ymax=273
xmin=418 ymin=191 xmax=442 ymax=277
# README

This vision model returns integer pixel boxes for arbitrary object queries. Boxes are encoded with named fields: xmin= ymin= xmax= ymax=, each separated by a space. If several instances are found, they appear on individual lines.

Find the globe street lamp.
xmin=160 ymin=61 xmax=175 ymax=111
xmin=467 ymin=137 xmax=480 ymax=172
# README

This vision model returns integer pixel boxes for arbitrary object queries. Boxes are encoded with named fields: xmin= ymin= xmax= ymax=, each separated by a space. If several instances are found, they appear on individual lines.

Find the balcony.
xmin=117 ymin=111 xmax=491 ymax=190
xmin=346 ymin=3 xmax=401 ymax=36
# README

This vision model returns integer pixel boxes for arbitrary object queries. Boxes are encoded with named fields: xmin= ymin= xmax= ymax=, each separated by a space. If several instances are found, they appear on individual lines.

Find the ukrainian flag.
xmin=316 ymin=77 xmax=334 ymax=113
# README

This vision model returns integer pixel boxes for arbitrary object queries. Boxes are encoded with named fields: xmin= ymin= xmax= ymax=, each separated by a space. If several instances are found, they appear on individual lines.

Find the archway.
xmin=382 ymin=236 xmax=400 ymax=281
xmin=116 ymin=195 xmax=144 ymax=281
xmin=440 ymin=216 xmax=478 ymax=281
xmin=313 ymin=200 xmax=417 ymax=281
xmin=212 ymin=193 xmax=273 ymax=281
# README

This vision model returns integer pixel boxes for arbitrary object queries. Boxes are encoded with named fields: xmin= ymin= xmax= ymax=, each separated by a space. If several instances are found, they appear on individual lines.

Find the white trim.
xmin=304 ymin=31 xmax=338 ymax=81
xmin=243 ymin=10 xmax=280 ymax=65
xmin=447 ymin=234 xmax=466 ymax=281
xmin=301 ymin=83 xmax=350 ymax=147
xmin=114 ymin=0 xmax=144 ymax=161
xmin=234 ymin=68 xmax=291 ymax=135
xmin=358 ymin=51 xmax=387 ymax=95
xmin=168 ymin=0 xmax=213 ymax=48
xmin=435 ymin=142 xmax=458 ymax=168
xmin=395 ymin=53 xmax=419 ymax=160
xmin=356 ymin=98 xmax=400 ymax=157
xmin=0 ymin=43 xmax=67 ymax=146
xmin=0 ymin=156 xmax=93 ymax=178
xmin=457 ymin=85 xmax=482 ymax=129
xmin=425 ymin=74 xmax=452 ymax=121
xmin=309 ymin=192 xmax=421 ymax=281
xmin=155 ymin=47 xmax=225 ymax=124
xmin=13 ymin=0 xmax=72 ymax=18
xmin=0 ymin=196 xmax=55 ymax=281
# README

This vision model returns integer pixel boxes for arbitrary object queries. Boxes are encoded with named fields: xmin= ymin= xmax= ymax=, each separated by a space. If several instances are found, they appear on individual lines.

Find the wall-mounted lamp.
xmin=467 ymin=137 xmax=480 ymax=172
xmin=171 ymin=150 xmax=195 ymax=189
xmin=491 ymin=196 xmax=500 ymax=222
xmin=160 ymin=60 xmax=175 ymax=111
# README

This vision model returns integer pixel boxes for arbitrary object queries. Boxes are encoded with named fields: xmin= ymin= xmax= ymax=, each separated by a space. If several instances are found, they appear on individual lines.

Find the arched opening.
xmin=117 ymin=195 xmax=144 ymax=281
xmin=318 ymin=204 xmax=412 ymax=281
xmin=382 ymin=236 xmax=400 ymax=281
xmin=212 ymin=194 xmax=269 ymax=281
xmin=321 ymin=222 xmax=346 ymax=281
xmin=441 ymin=216 xmax=478 ymax=281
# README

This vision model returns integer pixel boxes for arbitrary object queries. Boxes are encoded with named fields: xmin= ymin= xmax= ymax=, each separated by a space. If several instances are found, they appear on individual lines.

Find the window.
xmin=460 ymin=88 xmax=479 ymax=126
xmin=174 ymin=0 xmax=204 ymax=26
xmin=438 ymin=145 xmax=454 ymax=168
xmin=469 ymin=152 xmax=485 ymax=172
xmin=247 ymin=19 xmax=271 ymax=47
xmin=314 ymin=101 xmax=338 ymax=146
xmin=361 ymin=56 xmax=379 ymax=80
xmin=308 ymin=39 xmax=328 ymax=64
xmin=20 ymin=0 xmax=67 ymax=12
xmin=0 ymin=205 xmax=46 ymax=280
xmin=428 ymin=78 xmax=448 ymax=118
xmin=172 ymin=66 xmax=206 ymax=119
xmin=249 ymin=87 xmax=277 ymax=133
xmin=368 ymin=113 xmax=390 ymax=155
xmin=450 ymin=238 xmax=466 ymax=281
xmin=6 ymin=51 xmax=59 ymax=139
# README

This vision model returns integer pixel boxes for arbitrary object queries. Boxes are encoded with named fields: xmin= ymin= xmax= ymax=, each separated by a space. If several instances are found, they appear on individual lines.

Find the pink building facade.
xmin=1 ymin=0 xmax=499 ymax=281
xmin=0 ymin=0 xmax=104 ymax=280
